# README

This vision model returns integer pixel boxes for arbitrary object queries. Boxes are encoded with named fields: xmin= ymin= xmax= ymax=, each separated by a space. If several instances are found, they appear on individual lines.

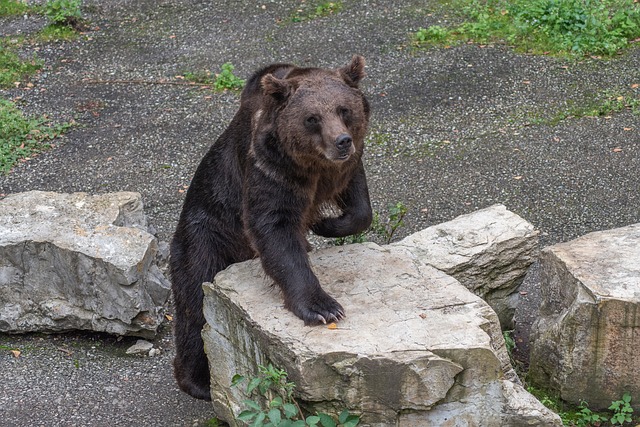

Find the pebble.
xmin=125 ymin=339 xmax=154 ymax=355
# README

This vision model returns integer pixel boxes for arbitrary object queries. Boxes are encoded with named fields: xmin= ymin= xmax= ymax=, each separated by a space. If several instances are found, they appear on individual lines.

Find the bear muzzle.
xmin=334 ymin=133 xmax=354 ymax=161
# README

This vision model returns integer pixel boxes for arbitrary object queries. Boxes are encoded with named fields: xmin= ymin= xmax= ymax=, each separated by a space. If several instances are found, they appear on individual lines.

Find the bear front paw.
xmin=287 ymin=288 xmax=345 ymax=326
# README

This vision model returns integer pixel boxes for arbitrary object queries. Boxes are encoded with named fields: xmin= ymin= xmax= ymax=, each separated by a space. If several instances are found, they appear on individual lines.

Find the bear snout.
xmin=333 ymin=134 xmax=355 ymax=161
xmin=335 ymin=133 xmax=353 ymax=151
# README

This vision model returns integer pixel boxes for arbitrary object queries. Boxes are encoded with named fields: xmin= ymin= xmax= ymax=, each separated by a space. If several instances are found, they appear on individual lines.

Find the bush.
xmin=413 ymin=0 xmax=640 ymax=57
xmin=44 ymin=0 xmax=82 ymax=26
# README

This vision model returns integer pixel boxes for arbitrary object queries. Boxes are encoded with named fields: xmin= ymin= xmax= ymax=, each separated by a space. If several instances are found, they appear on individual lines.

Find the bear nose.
xmin=335 ymin=134 xmax=353 ymax=150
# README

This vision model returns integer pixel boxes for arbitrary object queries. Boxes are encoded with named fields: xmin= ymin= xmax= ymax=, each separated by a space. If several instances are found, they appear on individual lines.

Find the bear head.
xmin=259 ymin=55 xmax=370 ymax=168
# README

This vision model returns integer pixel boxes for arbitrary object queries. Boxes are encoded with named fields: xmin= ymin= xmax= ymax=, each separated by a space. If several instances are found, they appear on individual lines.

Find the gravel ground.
xmin=1 ymin=0 xmax=639 ymax=425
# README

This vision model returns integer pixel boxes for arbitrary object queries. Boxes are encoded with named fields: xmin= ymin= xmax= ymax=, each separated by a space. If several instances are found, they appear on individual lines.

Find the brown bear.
xmin=170 ymin=55 xmax=372 ymax=400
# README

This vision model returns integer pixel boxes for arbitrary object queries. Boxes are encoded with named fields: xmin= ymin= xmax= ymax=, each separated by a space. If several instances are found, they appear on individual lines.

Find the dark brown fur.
xmin=170 ymin=56 xmax=372 ymax=400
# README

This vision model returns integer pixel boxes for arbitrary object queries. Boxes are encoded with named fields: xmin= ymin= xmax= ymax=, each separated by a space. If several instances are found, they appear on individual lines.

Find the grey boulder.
xmin=202 ymin=242 xmax=560 ymax=426
xmin=529 ymin=223 xmax=640 ymax=410
xmin=392 ymin=204 xmax=539 ymax=329
xmin=0 ymin=191 xmax=170 ymax=338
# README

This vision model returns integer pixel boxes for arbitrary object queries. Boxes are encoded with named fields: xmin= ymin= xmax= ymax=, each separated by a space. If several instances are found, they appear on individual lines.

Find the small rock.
xmin=126 ymin=339 xmax=154 ymax=355
xmin=148 ymin=348 xmax=162 ymax=357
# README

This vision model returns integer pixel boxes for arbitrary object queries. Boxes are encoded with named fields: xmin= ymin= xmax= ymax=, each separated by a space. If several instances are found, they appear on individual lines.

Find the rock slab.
xmin=0 ymin=191 xmax=170 ymax=338
xmin=392 ymin=204 xmax=539 ymax=329
xmin=529 ymin=223 xmax=640 ymax=410
xmin=202 ymin=242 xmax=560 ymax=426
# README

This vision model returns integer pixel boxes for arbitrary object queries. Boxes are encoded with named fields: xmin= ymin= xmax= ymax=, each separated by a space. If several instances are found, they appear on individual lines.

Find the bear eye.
xmin=338 ymin=107 xmax=351 ymax=122
xmin=305 ymin=116 xmax=320 ymax=126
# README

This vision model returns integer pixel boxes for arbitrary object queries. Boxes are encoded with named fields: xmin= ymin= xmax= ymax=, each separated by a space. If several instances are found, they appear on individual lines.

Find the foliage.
xmin=203 ymin=417 xmax=223 ymax=427
xmin=523 ymin=91 xmax=640 ymax=126
xmin=37 ymin=22 xmax=79 ymax=41
xmin=291 ymin=1 xmax=342 ymax=23
xmin=233 ymin=364 xmax=360 ymax=427
xmin=213 ymin=62 xmax=245 ymax=91
xmin=413 ymin=25 xmax=451 ymax=45
xmin=574 ymin=400 xmax=605 ymax=427
xmin=608 ymin=392 xmax=633 ymax=425
xmin=0 ymin=98 xmax=72 ymax=172
xmin=412 ymin=0 xmax=640 ymax=57
xmin=526 ymin=386 xmax=638 ymax=426
xmin=374 ymin=202 xmax=408 ymax=244
xmin=0 ymin=0 xmax=31 ymax=16
xmin=182 ymin=69 xmax=214 ymax=85
xmin=0 ymin=40 xmax=42 ymax=88
xmin=43 ymin=0 xmax=82 ymax=26
xmin=332 ymin=202 xmax=408 ymax=246
xmin=503 ymin=330 xmax=515 ymax=354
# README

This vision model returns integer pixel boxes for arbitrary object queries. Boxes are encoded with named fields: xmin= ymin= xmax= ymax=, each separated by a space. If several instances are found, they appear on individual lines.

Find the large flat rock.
xmin=0 ymin=191 xmax=170 ymax=338
xmin=529 ymin=223 xmax=640 ymax=410
xmin=392 ymin=204 xmax=539 ymax=329
xmin=202 ymin=242 xmax=560 ymax=426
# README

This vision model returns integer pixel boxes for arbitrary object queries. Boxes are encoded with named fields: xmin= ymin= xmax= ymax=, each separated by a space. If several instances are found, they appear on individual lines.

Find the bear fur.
xmin=170 ymin=56 xmax=372 ymax=400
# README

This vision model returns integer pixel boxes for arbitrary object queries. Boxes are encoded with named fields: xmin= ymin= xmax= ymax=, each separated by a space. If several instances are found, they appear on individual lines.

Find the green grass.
xmin=522 ymin=91 xmax=640 ymax=125
xmin=290 ymin=1 xmax=342 ymax=23
xmin=0 ymin=41 xmax=42 ymax=88
xmin=413 ymin=0 xmax=640 ymax=57
xmin=0 ymin=0 xmax=31 ymax=16
xmin=0 ymin=98 xmax=73 ymax=172
xmin=0 ymin=1 xmax=84 ymax=171
xmin=181 ymin=63 xmax=245 ymax=91
xmin=1 ymin=21 xmax=79 ymax=89
xmin=36 ymin=23 xmax=80 ymax=42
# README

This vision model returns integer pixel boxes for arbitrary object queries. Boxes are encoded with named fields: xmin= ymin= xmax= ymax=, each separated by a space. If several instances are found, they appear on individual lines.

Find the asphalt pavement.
xmin=1 ymin=0 xmax=639 ymax=425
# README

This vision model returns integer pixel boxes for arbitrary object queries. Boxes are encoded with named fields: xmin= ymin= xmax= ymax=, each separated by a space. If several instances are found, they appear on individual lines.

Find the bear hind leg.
xmin=173 ymin=314 xmax=212 ymax=401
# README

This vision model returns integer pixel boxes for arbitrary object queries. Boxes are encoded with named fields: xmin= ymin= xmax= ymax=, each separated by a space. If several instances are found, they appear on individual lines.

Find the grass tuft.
xmin=0 ymin=0 xmax=31 ymax=17
xmin=0 ymin=99 xmax=73 ymax=173
xmin=0 ymin=41 xmax=42 ymax=88
xmin=413 ymin=0 xmax=640 ymax=57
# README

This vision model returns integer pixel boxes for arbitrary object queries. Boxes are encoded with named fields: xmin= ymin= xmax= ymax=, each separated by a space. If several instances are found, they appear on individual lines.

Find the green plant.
xmin=0 ymin=0 xmax=31 ymax=16
xmin=183 ymin=69 xmax=214 ymax=85
xmin=413 ymin=25 xmax=452 ymax=46
xmin=0 ymin=98 xmax=73 ymax=172
xmin=522 ymin=91 xmax=640 ymax=126
xmin=526 ymin=386 xmax=565 ymax=414
xmin=574 ymin=400 xmax=605 ymax=427
xmin=332 ymin=231 xmax=367 ymax=246
xmin=203 ymin=417 xmax=222 ymax=427
xmin=233 ymin=364 xmax=360 ymax=427
xmin=0 ymin=41 xmax=42 ymax=88
xmin=332 ymin=202 xmax=408 ymax=246
xmin=214 ymin=62 xmax=245 ymax=91
xmin=412 ymin=0 xmax=640 ymax=57
xmin=374 ymin=202 xmax=408 ymax=244
xmin=43 ymin=0 xmax=82 ymax=26
xmin=291 ymin=1 xmax=343 ymax=23
xmin=503 ymin=330 xmax=515 ymax=354
xmin=36 ymin=22 xmax=78 ymax=41
xmin=609 ymin=392 xmax=633 ymax=425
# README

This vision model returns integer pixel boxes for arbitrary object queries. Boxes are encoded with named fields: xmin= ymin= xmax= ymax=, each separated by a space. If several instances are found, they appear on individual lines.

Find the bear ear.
xmin=338 ymin=55 xmax=366 ymax=88
xmin=261 ymin=74 xmax=293 ymax=102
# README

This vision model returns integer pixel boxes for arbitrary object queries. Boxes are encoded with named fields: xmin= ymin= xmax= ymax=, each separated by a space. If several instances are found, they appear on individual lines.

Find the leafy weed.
xmin=412 ymin=0 xmax=640 ymax=57
xmin=0 ymin=98 xmax=73 ymax=172
xmin=233 ymin=364 xmax=360 ymax=427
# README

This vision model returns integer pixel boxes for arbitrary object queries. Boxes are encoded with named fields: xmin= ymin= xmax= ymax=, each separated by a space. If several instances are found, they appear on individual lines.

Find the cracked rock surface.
xmin=0 ymin=191 xmax=170 ymax=338
xmin=203 ymin=243 xmax=561 ymax=426
xmin=529 ymin=223 xmax=640 ymax=411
